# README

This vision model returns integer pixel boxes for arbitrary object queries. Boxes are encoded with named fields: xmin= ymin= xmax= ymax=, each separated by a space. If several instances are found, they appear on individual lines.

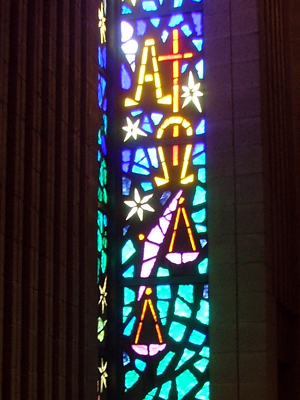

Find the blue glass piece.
xmin=196 ymin=119 xmax=205 ymax=135
xmin=135 ymin=359 xmax=147 ymax=372
xmin=122 ymin=177 xmax=131 ymax=196
xmin=131 ymin=109 xmax=143 ymax=116
xmin=125 ymin=369 xmax=139 ymax=389
xmin=122 ymin=162 xmax=130 ymax=173
xmin=142 ymin=115 xmax=153 ymax=133
xmin=181 ymin=24 xmax=192 ymax=36
xmin=191 ymin=209 xmax=206 ymax=224
xmin=132 ymin=165 xmax=150 ymax=175
xmin=200 ymin=347 xmax=210 ymax=358
xmin=102 ymin=46 xmax=107 ymax=69
xmin=176 ymin=370 xmax=198 ymax=400
xmin=137 ymin=20 xmax=147 ymax=36
xmin=98 ymin=75 xmax=106 ymax=108
xmin=103 ymin=98 xmax=107 ymax=111
xmin=134 ymin=148 xmax=149 ymax=167
xmin=123 ymin=352 xmax=130 ymax=366
xmin=101 ymin=134 xmax=107 ymax=155
xmin=98 ymin=46 xmax=104 ymax=68
xmin=142 ymin=1 xmax=157 ymax=11
xmin=189 ymin=330 xmax=205 ymax=345
xmin=196 ymin=382 xmax=210 ymax=400
xmin=160 ymin=191 xmax=171 ymax=205
xmin=122 ymin=240 xmax=136 ymax=264
xmin=150 ymin=18 xmax=160 ymax=27
xmin=193 ymin=186 xmax=206 ymax=206
xmin=200 ymin=239 xmax=207 ymax=248
xmin=175 ymin=349 xmax=195 ymax=370
xmin=124 ymin=287 xmax=135 ymax=305
xmin=197 ymin=300 xmax=209 ymax=325
xmin=192 ymin=12 xmax=202 ymax=35
xmin=141 ymin=182 xmax=153 ymax=191
xmin=157 ymin=352 xmax=175 ymax=375
xmin=169 ymin=321 xmax=186 ymax=342
xmin=123 ymin=264 xmax=135 ymax=278
xmin=122 ymin=4 xmax=132 ymax=14
xmin=174 ymin=0 xmax=183 ymax=7
xmin=192 ymin=39 xmax=203 ymax=52
xmin=195 ymin=224 xmax=207 ymax=233
xmin=203 ymin=284 xmax=209 ymax=299
xmin=157 ymin=267 xmax=169 ymax=277
xmin=195 ymin=60 xmax=204 ymax=79
xmin=124 ymin=317 xmax=136 ymax=336
xmin=178 ymin=285 xmax=194 ymax=303
xmin=198 ymin=168 xmax=206 ymax=183
xmin=121 ymin=63 xmax=132 ymax=90
xmin=181 ymin=63 xmax=188 ymax=73
xmin=145 ymin=388 xmax=158 ymax=400
xmin=151 ymin=112 xmax=163 ymax=125
xmin=161 ymin=30 xmax=169 ymax=43
xmin=123 ymin=225 xmax=130 ymax=236
xmin=147 ymin=148 xmax=159 ymax=168
xmin=169 ymin=14 xmax=184 ymax=27
xmin=193 ymin=153 xmax=206 ymax=166
xmin=157 ymin=300 xmax=169 ymax=325
xmin=198 ymin=258 xmax=208 ymax=274
xmin=174 ymin=298 xmax=192 ymax=318
xmin=97 ymin=150 xmax=101 ymax=162
xmin=122 ymin=149 xmax=131 ymax=162
xmin=193 ymin=143 xmax=205 ymax=155
xmin=123 ymin=306 xmax=132 ymax=323
xmin=159 ymin=381 xmax=172 ymax=399
xmin=157 ymin=285 xmax=171 ymax=299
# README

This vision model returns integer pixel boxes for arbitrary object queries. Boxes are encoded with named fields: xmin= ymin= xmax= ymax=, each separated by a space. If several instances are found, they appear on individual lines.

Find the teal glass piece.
xmin=157 ymin=300 xmax=169 ymax=325
xmin=193 ymin=153 xmax=206 ymax=166
xmin=125 ymin=370 xmax=140 ymax=389
xmin=142 ymin=1 xmax=157 ymax=11
xmin=198 ymin=168 xmax=206 ymax=183
xmin=196 ymin=119 xmax=205 ymax=135
xmin=142 ymin=115 xmax=153 ymax=133
xmin=145 ymin=388 xmax=158 ymax=399
xmin=159 ymin=380 xmax=172 ymax=399
xmin=157 ymin=351 xmax=175 ymax=375
xmin=169 ymin=14 xmax=184 ymax=27
xmin=174 ymin=0 xmax=183 ymax=7
xmin=132 ymin=165 xmax=150 ymax=175
xmin=195 ymin=382 xmax=210 ymax=400
xmin=189 ymin=330 xmax=205 ymax=345
xmin=124 ymin=316 xmax=136 ymax=336
xmin=200 ymin=346 xmax=210 ymax=358
xmin=122 ymin=240 xmax=136 ymax=264
xmin=124 ymin=287 xmax=136 ymax=305
xmin=150 ymin=112 xmax=163 ymax=126
xmin=97 ymin=229 xmax=103 ymax=252
xmin=193 ymin=143 xmax=205 ymax=155
xmin=175 ymin=348 xmax=195 ymax=370
xmin=192 ymin=39 xmax=203 ymax=51
xmin=191 ymin=209 xmax=206 ymax=224
xmin=147 ymin=148 xmax=159 ymax=168
xmin=131 ymin=109 xmax=143 ymax=116
xmin=198 ymin=258 xmax=208 ymax=274
xmin=122 ymin=4 xmax=132 ymax=14
xmin=194 ymin=358 xmax=209 ymax=373
xmin=161 ymin=30 xmax=169 ymax=42
xmin=157 ymin=285 xmax=171 ymax=299
xmin=135 ymin=148 xmax=150 ymax=168
xmin=157 ymin=267 xmax=170 ymax=277
xmin=101 ymin=251 xmax=107 ymax=273
xmin=193 ymin=186 xmax=206 ymax=206
xmin=150 ymin=18 xmax=161 ymax=27
xmin=141 ymin=182 xmax=153 ymax=191
xmin=97 ymin=258 xmax=101 ymax=283
xmin=174 ymin=298 xmax=192 ymax=318
xmin=176 ymin=370 xmax=198 ymax=400
xmin=195 ymin=224 xmax=207 ymax=233
xmin=197 ymin=300 xmax=209 ymax=325
xmin=196 ymin=60 xmax=204 ymax=79
xmin=191 ymin=12 xmax=202 ymax=35
xmin=135 ymin=359 xmax=147 ymax=371
xmin=123 ymin=264 xmax=135 ymax=278
xmin=123 ymin=306 xmax=132 ymax=323
xmin=169 ymin=321 xmax=186 ymax=342
xmin=181 ymin=24 xmax=192 ymax=36
xmin=178 ymin=285 xmax=194 ymax=303
xmin=181 ymin=63 xmax=188 ymax=73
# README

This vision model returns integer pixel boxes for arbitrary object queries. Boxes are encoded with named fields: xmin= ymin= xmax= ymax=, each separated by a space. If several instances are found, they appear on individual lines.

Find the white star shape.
xmin=98 ymin=276 xmax=107 ymax=314
xmin=98 ymin=3 xmax=106 ymax=44
xmin=124 ymin=189 xmax=155 ymax=221
xmin=181 ymin=71 xmax=203 ymax=113
xmin=122 ymin=117 xmax=147 ymax=142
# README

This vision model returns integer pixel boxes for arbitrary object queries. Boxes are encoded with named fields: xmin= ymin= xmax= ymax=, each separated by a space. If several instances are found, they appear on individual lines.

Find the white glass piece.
xmin=147 ymin=225 xmax=164 ymax=244
xmin=131 ymin=344 xmax=148 ymax=355
xmin=165 ymin=253 xmax=182 ymax=264
xmin=140 ymin=258 xmax=156 ymax=277
xmin=138 ymin=285 xmax=146 ymax=301
xmin=121 ymin=21 xmax=134 ymax=42
xmin=121 ymin=39 xmax=138 ymax=55
xmin=143 ymin=241 xmax=159 ymax=260
xmin=149 ymin=344 xmax=166 ymax=356
xmin=159 ymin=216 xmax=170 ymax=234
xmin=182 ymin=252 xmax=199 ymax=263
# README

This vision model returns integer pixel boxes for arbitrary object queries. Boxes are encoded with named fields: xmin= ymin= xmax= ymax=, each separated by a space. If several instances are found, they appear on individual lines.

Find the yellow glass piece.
xmin=173 ymin=145 xmax=179 ymax=166
xmin=182 ymin=208 xmax=197 ymax=251
xmin=139 ymin=234 xmax=145 ymax=240
xmin=179 ymin=197 xmax=185 ymax=205
xmin=134 ymin=298 xmax=163 ymax=344
xmin=125 ymin=98 xmax=138 ymax=107
xmin=145 ymin=287 xmax=153 ymax=295
xmin=154 ymin=147 xmax=170 ymax=186
xmin=157 ymin=95 xmax=172 ymax=104
xmin=157 ymin=116 xmax=193 ymax=139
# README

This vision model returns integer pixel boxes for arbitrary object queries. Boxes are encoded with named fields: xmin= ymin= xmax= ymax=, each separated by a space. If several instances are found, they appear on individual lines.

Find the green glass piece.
xmin=124 ymin=317 xmax=136 ymax=336
xmin=193 ymin=186 xmax=206 ymax=206
xmin=122 ymin=240 xmax=136 ymax=264
xmin=169 ymin=321 xmax=186 ymax=342
xmin=125 ymin=370 xmax=140 ymax=390
xmin=157 ymin=285 xmax=171 ymax=299
xmin=178 ymin=285 xmax=194 ymax=303
xmin=191 ymin=209 xmax=206 ymax=224
xmin=157 ymin=267 xmax=170 ymax=277
xmin=103 ymin=188 xmax=108 ymax=204
xmin=200 ymin=346 xmax=210 ymax=358
xmin=159 ymin=380 xmax=172 ymax=399
xmin=174 ymin=298 xmax=192 ymax=318
xmin=195 ymin=382 xmax=210 ymax=400
xmin=175 ymin=348 xmax=195 ymax=370
xmin=194 ymin=358 xmax=209 ymax=373
xmin=196 ymin=300 xmax=209 ymax=325
xmin=198 ymin=168 xmax=206 ymax=183
xmin=124 ymin=287 xmax=135 ymax=305
xmin=101 ymin=251 xmax=107 ymax=273
xmin=144 ymin=388 xmax=158 ymax=399
xmin=123 ymin=264 xmax=135 ymax=278
xmin=198 ymin=258 xmax=208 ymax=274
xmin=157 ymin=300 xmax=169 ymax=325
xmin=135 ymin=359 xmax=146 ymax=372
xmin=189 ymin=330 xmax=205 ymax=345
xmin=97 ymin=229 xmax=103 ymax=252
xmin=176 ymin=370 xmax=198 ymax=400
xmin=98 ymin=187 xmax=103 ymax=202
xmin=157 ymin=351 xmax=175 ymax=375
xmin=123 ymin=306 xmax=132 ymax=323
xmin=195 ymin=224 xmax=207 ymax=233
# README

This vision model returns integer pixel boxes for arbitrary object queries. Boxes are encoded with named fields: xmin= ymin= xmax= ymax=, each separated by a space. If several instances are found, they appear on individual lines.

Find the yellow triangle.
xmin=181 ymin=175 xmax=194 ymax=185
xmin=157 ymin=95 xmax=172 ymax=105
xmin=125 ymin=98 xmax=139 ymax=107
xmin=154 ymin=177 xmax=169 ymax=187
